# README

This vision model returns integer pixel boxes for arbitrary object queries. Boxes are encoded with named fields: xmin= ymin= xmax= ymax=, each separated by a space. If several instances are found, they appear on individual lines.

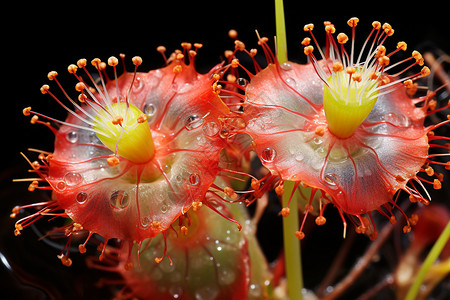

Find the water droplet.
xmin=324 ymin=173 xmax=339 ymax=186
xmin=236 ymin=77 xmax=248 ymax=86
xmin=143 ymin=103 xmax=156 ymax=117
xmin=133 ymin=76 xmax=144 ymax=92
xmin=218 ymin=268 xmax=235 ymax=285
xmin=188 ymin=173 xmax=200 ymax=185
xmin=384 ymin=112 xmax=399 ymax=125
xmin=195 ymin=286 xmax=219 ymax=300
xmin=285 ymin=77 xmax=297 ymax=87
xmin=261 ymin=147 xmax=276 ymax=163
xmin=110 ymin=190 xmax=129 ymax=209
xmin=249 ymin=283 xmax=262 ymax=297
xmin=141 ymin=216 xmax=150 ymax=227
xmin=202 ymin=121 xmax=220 ymax=137
xmin=64 ymin=172 xmax=83 ymax=186
xmin=56 ymin=181 xmax=66 ymax=191
xmin=88 ymin=131 xmax=99 ymax=143
xmin=66 ymin=131 xmax=78 ymax=143
xmin=219 ymin=128 xmax=229 ymax=138
xmin=160 ymin=203 xmax=169 ymax=213
xmin=398 ymin=114 xmax=411 ymax=127
xmin=185 ymin=114 xmax=204 ymax=130
xmin=280 ymin=62 xmax=292 ymax=70
xmin=76 ymin=192 xmax=87 ymax=203
xmin=295 ymin=152 xmax=304 ymax=162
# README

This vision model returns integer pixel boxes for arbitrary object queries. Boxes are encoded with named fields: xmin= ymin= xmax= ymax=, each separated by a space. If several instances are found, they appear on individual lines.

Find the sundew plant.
xmin=6 ymin=1 xmax=450 ymax=299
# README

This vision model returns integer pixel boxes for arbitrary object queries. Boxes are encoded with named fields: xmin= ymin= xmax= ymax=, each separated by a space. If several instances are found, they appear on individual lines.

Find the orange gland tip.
xmin=181 ymin=42 xmax=192 ymax=50
xmin=234 ymin=40 xmax=245 ymax=51
xmin=301 ymin=37 xmax=311 ymax=46
xmin=23 ymin=107 xmax=32 ymax=116
xmin=107 ymin=156 xmax=120 ymax=167
xmin=275 ymin=183 xmax=285 ymax=196
xmin=250 ymin=178 xmax=261 ymax=191
xmin=315 ymin=215 xmax=326 ymax=226
xmin=409 ymin=214 xmax=419 ymax=226
xmin=315 ymin=126 xmax=326 ymax=136
xmin=40 ymin=84 xmax=50 ymax=94
xmin=132 ymin=56 xmax=142 ymax=66
xmin=347 ymin=17 xmax=359 ymax=27
xmin=378 ymin=56 xmax=390 ymax=66
xmin=425 ymin=166 xmax=434 ymax=176
xmin=67 ymin=64 xmax=78 ymax=74
xmin=107 ymin=56 xmax=119 ymax=66
xmin=404 ymin=79 xmax=414 ymax=88
xmin=192 ymin=201 xmax=203 ymax=211
xmin=30 ymin=115 xmax=39 ymax=124
xmin=78 ymin=244 xmax=87 ymax=254
xmin=421 ymin=66 xmax=431 ymax=77
xmin=231 ymin=58 xmax=239 ymax=68
xmin=304 ymin=23 xmax=314 ymax=31
xmin=403 ymin=225 xmax=412 ymax=233
xmin=28 ymin=180 xmax=39 ymax=192
xmin=156 ymin=45 xmax=166 ymax=53
xmin=337 ymin=33 xmax=349 ymax=44
xmin=224 ymin=187 xmax=238 ymax=199
xmin=75 ymin=82 xmax=86 ymax=92
xmin=173 ymin=64 xmax=182 ymax=74
xmin=397 ymin=41 xmax=407 ymax=51
xmin=295 ymin=231 xmax=305 ymax=240
xmin=433 ymin=179 xmax=442 ymax=189
xmin=390 ymin=216 xmax=397 ymax=225
xmin=372 ymin=21 xmax=381 ymax=29
xmin=47 ymin=71 xmax=58 ymax=80
xmin=137 ymin=113 xmax=147 ymax=123
xmin=111 ymin=115 xmax=123 ymax=126
xmin=58 ymin=254 xmax=73 ymax=267
xmin=77 ymin=58 xmax=87 ymax=68
xmin=281 ymin=207 xmax=290 ymax=217
xmin=304 ymin=45 xmax=314 ymax=55
xmin=181 ymin=225 xmax=188 ymax=236
xmin=10 ymin=206 xmax=20 ymax=219
xmin=325 ymin=24 xmax=335 ymax=34
xmin=228 ymin=29 xmax=238 ymax=39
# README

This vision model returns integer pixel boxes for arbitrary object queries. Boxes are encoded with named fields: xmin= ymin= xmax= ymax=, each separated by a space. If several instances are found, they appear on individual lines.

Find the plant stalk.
xmin=405 ymin=220 xmax=450 ymax=300
xmin=276 ymin=1 xmax=303 ymax=299
xmin=282 ymin=181 xmax=304 ymax=300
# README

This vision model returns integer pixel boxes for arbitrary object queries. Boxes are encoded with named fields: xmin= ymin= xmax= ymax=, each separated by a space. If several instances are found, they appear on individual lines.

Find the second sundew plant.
xmin=224 ymin=18 xmax=450 ymax=240
xmin=10 ymin=3 xmax=450 ymax=300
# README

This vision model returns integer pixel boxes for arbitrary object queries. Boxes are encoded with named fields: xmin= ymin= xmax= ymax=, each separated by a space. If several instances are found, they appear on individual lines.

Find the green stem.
xmin=275 ymin=0 xmax=288 ymax=64
xmin=282 ymin=181 xmax=304 ymax=300
xmin=275 ymin=1 xmax=303 ymax=298
xmin=405 ymin=220 xmax=450 ymax=300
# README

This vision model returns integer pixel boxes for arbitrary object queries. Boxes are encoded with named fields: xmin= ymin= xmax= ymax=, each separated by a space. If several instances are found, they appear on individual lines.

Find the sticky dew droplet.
xmin=185 ymin=114 xmax=204 ymax=130
xmin=143 ymin=103 xmax=156 ymax=117
xmin=261 ymin=147 xmax=276 ymax=163
xmin=64 ymin=172 xmax=83 ymax=186
xmin=324 ymin=173 xmax=339 ymax=186
xmin=109 ymin=190 xmax=129 ymax=209
xmin=76 ymin=192 xmax=87 ymax=203
xmin=66 ymin=131 xmax=78 ymax=143
xmin=202 ymin=121 xmax=220 ymax=137
xmin=188 ymin=173 xmax=200 ymax=185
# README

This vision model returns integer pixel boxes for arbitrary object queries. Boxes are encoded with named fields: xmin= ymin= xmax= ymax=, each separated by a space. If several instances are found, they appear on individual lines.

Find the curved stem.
xmin=282 ymin=181 xmax=303 ymax=300
xmin=405 ymin=220 xmax=450 ymax=300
